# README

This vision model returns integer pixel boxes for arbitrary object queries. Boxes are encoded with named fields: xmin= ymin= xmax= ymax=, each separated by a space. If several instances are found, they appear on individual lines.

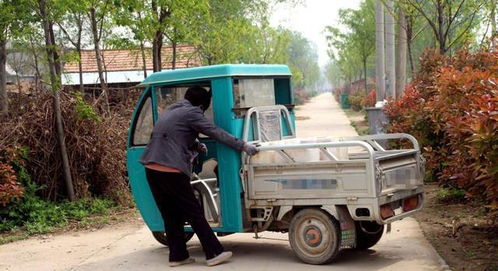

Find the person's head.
xmin=184 ymin=86 xmax=212 ymax=112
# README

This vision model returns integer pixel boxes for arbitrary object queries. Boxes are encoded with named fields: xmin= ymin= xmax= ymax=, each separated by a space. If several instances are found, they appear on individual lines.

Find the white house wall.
xmin=62 ymin=70 xmax=153 ymax=86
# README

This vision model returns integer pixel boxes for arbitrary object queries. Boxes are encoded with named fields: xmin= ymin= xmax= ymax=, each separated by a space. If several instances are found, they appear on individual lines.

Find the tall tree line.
xmin=325 ymin=0 xmax=490 ymax=93
xmin=0 ymin=0 xmax=321 ymax=201
xmin=0 ymin=0 xmax=321 ymax=115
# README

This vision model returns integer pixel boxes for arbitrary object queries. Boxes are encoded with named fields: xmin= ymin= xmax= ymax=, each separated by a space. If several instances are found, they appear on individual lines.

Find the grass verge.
xmin=343 ymin=109 xmax=370 ymax=135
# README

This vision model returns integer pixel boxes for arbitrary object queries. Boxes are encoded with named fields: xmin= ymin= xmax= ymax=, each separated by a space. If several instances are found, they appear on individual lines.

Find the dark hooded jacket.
xmin=140 ymin=99 xmax=245 ymax=176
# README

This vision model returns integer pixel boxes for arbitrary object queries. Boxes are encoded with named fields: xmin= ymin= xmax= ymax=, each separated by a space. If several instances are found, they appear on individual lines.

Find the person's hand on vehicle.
xmin=198 ymin=143 xmax=208 ymax=153
xmin=243 ymin=143 xmax=259 ymax=156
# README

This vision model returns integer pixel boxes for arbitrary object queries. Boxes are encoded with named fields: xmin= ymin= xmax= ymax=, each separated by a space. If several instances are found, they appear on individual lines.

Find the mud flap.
xmin=321 ymin=205 xmax=356 ymax=248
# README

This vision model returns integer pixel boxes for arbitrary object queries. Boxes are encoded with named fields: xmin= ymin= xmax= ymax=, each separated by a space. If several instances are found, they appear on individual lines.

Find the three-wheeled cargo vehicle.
xmin=126 ymin=64 xmax=424 ymax=264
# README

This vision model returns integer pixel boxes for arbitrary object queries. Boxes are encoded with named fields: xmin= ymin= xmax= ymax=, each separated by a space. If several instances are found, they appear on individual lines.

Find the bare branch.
xmin=444 ymin=0 xmax=466 ymax=40
xmin=412 ymin=21 xmax=430 ymax=40
xmin=57 ymin=22 xmax=78 ymax=48
xmin=404 ymin=0 xmax=440 ymax=38
xmin=446 ymin=3 xmax=482 ymax=49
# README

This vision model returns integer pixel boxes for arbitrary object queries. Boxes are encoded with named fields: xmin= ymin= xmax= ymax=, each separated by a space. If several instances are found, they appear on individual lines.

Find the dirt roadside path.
xmin=0 ymin=93 xmax=448 ymax=271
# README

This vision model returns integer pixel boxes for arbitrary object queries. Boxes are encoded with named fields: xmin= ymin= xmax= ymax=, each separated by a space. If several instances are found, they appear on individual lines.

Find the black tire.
xmin=354 ymin=221 xmax=384 ymax=250
xmin=152 ymin=232 xmax=195 ymax=247
xmin=289 ymin=209 xmax=341 ymax=265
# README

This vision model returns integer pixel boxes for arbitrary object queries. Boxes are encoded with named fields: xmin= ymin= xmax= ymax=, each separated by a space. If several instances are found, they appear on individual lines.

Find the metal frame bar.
xmin=342 ymin=133 xmax=420 ymax=151
xmin=242 ymin=105 xmax=296 ymax=143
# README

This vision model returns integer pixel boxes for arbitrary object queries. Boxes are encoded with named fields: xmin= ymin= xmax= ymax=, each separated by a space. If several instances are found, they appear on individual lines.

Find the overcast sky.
xmin=270 ymin=0 xmax=362 ymax=67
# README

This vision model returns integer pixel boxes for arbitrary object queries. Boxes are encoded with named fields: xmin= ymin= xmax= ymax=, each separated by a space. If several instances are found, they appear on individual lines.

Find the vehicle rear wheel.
xmin=289 ymin=208 xmax=341 ymax=265
xmin=354 ymin=221 xmax=384 ymax=250
xmin=152 ymin=232 xmax=195 ymax=247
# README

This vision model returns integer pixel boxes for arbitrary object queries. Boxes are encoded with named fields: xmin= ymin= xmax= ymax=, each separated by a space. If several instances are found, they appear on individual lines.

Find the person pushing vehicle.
xmin=140 ymin=86 xmax=259 ymax=267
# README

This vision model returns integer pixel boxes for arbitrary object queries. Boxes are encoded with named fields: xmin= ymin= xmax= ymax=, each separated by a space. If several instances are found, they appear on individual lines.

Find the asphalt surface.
xmin=0 ymin=93 xmax=447 ymax=271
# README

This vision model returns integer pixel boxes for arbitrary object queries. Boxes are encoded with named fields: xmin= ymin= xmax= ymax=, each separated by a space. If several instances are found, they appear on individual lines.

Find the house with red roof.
xmin=62 ymin=45 xmax=201 ymax=89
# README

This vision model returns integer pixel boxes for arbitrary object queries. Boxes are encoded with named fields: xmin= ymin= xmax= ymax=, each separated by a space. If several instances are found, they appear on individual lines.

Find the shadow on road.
xmin=72 ymin=236 xmax=401 ymax=271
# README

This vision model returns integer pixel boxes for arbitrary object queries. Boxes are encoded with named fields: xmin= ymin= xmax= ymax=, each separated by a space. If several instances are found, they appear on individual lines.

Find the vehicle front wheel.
xmin=289 ymin=208 xmax=341 ymax=265
xmin=354 ymin=221 xmax=384 ymax=250
xmin=152 ymin=232 xmax=195 ymax=247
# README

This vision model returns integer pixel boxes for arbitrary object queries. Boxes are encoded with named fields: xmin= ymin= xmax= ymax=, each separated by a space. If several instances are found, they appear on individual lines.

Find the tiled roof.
xmin=63 ymin=45 xmax=200 ymax=73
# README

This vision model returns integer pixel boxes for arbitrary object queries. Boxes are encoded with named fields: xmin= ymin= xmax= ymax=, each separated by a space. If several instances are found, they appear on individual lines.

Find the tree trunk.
xmin=78 ymin=49 xmax=84 ymax=92
xmin=0 ymin=38 xmax=7 ymax=116
xmin=385 ymin=0 xmax=396 ymax=99
xmin=89 ymin=6 xmax=109 ymax=112
xmin=140 ymin=41 xmax=147 ymax=78
xmin=436 ymin=1 xmax=446 ymax=54
xmin=39 ymin=0 xmax=75 ymax=202
xmin=76 ymin=18 xmax=84 ymax=92
xmin=375 ymin=0 xmax=385 ymax=102
xmin=396 ymin=9 xmax=408 ymax=98
xmin=29 ymin=34 xmax=42 ymax=91
xmin=492 ymin=0 xmax=497 ymax=36
xmin=89 ymin=7 xmax=107 ymax=91
xmin=152 ymin=30 xmax=163 ymax=72
xmin=16 ymin=73 xmax=21 ymax=94
xmin=363 ymin=58 xmax=368 ymax=94
xmin=406 ymin=15 xmax=415 ymax=74
xmin=49 ymin=23 xmax=61 ymax=78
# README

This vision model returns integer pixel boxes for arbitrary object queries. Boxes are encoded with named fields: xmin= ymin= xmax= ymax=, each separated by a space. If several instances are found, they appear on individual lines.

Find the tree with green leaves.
xmin=57 ymin=0 xmax=87 ymax=91
xmin=238 ymin=23 xmax=291 ymax=65
xmin=114 ymin=0 xmax=208 ymax=71
xmin=188 ymin=0 xmax=271 ymax=65
xmin=0 ymin=0 xmax=30 ymax=116
xmin=286 ymin=31 xmax=320 ymax=92
xmin=113 ymin=0 xmax=151 ymax=76
xmin=34 ymin=0 xmax=75 ymax=201
xmin=326 ymin=0 xmax=375 ymax=93
xmin=162 ymin=1 xmax=208 ymax=69
xmin=85 ymin=0 xmax=114 ymax=93
xmin=398 ymin=0 xmax=484 ymax=55
xmin=10 ymin=27 xmax=45 ymax=90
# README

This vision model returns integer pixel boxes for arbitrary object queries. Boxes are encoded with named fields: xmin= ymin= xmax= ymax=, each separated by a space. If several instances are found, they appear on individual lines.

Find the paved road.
xmin=0 ymin=93 xmax=447 ymax=271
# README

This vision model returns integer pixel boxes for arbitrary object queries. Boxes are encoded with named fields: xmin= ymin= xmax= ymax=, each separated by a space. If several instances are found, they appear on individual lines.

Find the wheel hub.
xmin=304 ymin=226 xmax=322 ymax=247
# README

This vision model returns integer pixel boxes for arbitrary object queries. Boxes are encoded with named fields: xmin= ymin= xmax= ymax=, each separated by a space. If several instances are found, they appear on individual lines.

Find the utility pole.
xmin=375 ymin=0 xmax=385 ymax=102
xmin=385 ymin=0 xmax=396 ymax=99
xmin=0 ymin=39 xmax=7 ymax=116
xmin=396 ymin=8 xmax=408 ymax=98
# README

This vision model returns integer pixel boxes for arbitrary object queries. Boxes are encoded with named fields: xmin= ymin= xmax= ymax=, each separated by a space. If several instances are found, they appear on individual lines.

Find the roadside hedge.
xmin=0 ymin=92 xmax=135 ymax=205
xmin=385 ymin=49 xmax=498 ymax=212
xmin=348 ymin=90 xmax=376 ymax=112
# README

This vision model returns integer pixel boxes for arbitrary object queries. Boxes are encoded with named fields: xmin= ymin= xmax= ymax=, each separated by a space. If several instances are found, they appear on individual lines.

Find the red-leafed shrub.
xmin=386 ymin=49 xmax=498 ymax=211
xmin=348 ymin=93 xmax=364 ymax=111
xmin=0 ymin=147 xmax=26 ymax=206
xmin=347 ymin=90 xmax=376 ymax=112
xmin=361 ymin=90 xmax=376 ymax=108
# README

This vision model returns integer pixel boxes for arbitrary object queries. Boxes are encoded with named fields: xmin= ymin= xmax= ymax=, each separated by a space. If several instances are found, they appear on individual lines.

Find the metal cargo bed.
xmin=243 ymin=133 xmax=425 ymax=223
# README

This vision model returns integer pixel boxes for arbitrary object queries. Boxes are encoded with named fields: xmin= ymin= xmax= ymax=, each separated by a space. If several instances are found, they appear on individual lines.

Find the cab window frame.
xmin=231 ymin=76 xmax=293 ymax=117
xmin=130 ymin=89 xmax=154 ymax=147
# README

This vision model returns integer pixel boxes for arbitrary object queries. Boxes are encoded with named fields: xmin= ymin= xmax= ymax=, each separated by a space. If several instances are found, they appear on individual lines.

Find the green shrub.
xmin=74 ymin=91 xmax=101 ymax=122
xmin=348 ymin=93 xmax=364 ymax=111
xmin=0 ymin=180 xmax=116 ymax=234
xmin=436 ymin=188 xmax=467 ymax=204
xmin=361 ymin=90 xmax=376 ymax=108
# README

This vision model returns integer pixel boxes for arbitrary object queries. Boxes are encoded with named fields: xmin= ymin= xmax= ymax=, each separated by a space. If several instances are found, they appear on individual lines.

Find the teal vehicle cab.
xmin=126 ymin=64 xmax=294 ymax=237
xmin=127 ymin=64 xmax=425 ymax=265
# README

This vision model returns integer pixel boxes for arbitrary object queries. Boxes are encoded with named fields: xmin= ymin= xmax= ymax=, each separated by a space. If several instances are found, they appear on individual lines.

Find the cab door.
xmin=126 ymin=87 xmax=164 ymax=231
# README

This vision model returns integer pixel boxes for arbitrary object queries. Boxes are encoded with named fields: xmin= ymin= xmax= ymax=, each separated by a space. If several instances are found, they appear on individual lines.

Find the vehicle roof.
xmin=139 ymin=64 xmax=292 ymax=86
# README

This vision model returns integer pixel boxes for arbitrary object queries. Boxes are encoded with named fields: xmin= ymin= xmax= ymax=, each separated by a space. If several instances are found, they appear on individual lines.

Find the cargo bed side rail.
xmin=240 ymin=140 xmax=376 ymax=193
xmin=341 ymin=133 xmax=420 ymax=152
